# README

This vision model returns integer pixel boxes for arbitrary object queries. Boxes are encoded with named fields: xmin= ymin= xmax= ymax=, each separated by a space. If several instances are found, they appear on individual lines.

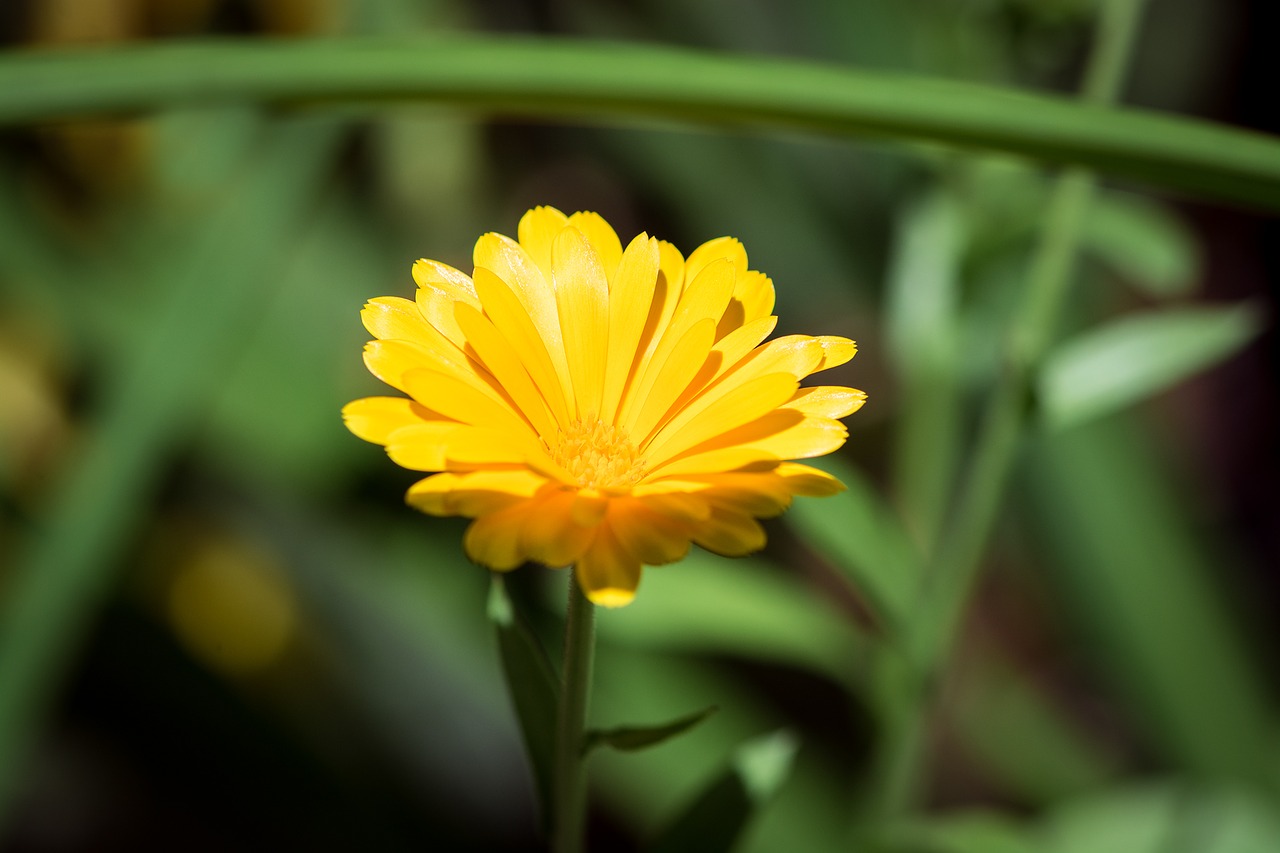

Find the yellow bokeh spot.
xmin=167 ymin=541 xmax=297 ymax=677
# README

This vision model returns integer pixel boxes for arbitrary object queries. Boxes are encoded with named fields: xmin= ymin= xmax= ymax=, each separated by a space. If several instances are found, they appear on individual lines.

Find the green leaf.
xmin=2 ymin=37 xmax=1280 ymax=207
xmin=487 ymin=576 xmax=559 ymax=828
xmin=788 ymin=454 xmax=922 ymax=635
xmin=585 ymin=706 xmax=718 ymax=756
xmin=1081 ymin=193 xmax=1199 ymax=297
xmin=1039 ymin=303 xmax=1264 ymax=431
xmin=649 ymin=730 xmax=799 ymax=853
xmin=592 ymin=550 xmax=865 ymax=684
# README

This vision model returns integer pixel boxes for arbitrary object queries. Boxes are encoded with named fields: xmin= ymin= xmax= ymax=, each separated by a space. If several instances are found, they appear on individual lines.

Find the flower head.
xmin=343 ymin=206 xmax=865 ymax=606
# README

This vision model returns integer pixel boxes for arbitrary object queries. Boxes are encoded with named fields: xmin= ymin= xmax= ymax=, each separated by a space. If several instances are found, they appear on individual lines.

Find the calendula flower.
xmin=343 ymin=206 xmax=865 ymax=606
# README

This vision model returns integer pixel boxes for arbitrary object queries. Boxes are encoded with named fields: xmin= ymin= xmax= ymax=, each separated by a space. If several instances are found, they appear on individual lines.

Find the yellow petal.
xmin=473 ymin=232 xmax=575 ymax=412
xmin=738 ymin=335 xmax=826 ymax=380
xmin=618 ymin=259 xmax=734 ymax=429
xmin=645 ymin=446 xmax=780 ymax=480
xmin=786 ymin=386 xmax=867 ymax=419
xmin=403 ymin=367 xmax=537 ymax=440
xmin=714 ymin=412 xmax=848 ymax=460
xmin=646 ymin=372 xmax=800 ymax=465
xmin=685 ymin=236 xmax=748 ymax=286
xmin=386 ymin=422 xmax=462 ymax=470
xmin=363 ymin=336 xmax=502 ymax=406
xmin=464 ymin=502 xmax=539 ymax=570
xmin=641 ymin=334 xmax=821 ymax=453
xmin=601 ymin=233 xmax=661 ymax=422
xmin=692 ymin=507 xmax=766 ymax=557
xmin=775 ymin=462 xmax=847 ymax=496
xmin=361 ymin=339 xmax=433 ymax=394
xmin=691 ymin=472 xmax=794 ymax=517
xmin=608 ymin=500 xmax=691 ymax=565
xmin=472 ymin=267 xmax=572 ymax=429
xmin=361 ymin=296 xmax=432 ymax=342
xmin=552 ymin=226 xmax=609 ymax=419
xmin=654 ymin=315 xmax=779 ymax=430
xmin=568 ymin=211 xmax=623 ymax=285
xmin=716 ymin=270 xmax=776 ymax=340
xmin=517 ymin=205 xmax=569 ymax=280
xmin=576 ymin=524 xmax=641 ymax=607
xmin=407 ymin=469 xmax=546 ymax=516
xmin=412 ymin=259 xmax=480 ymax=347
xmin=631 ymin=488 xmax=711 ymax=522
xmin=454 ymin=303 xmax=557 ymax=438
xmin=442 ymin=426 xmax=550 ymax=469
xmin=342 ymin=396 xmax=434 ymax=445
xmin=733 ymin=271 xmax=776 ymax=330
xmin=571 ymin=489 xmax=610 ymax=526
xmin=627 ymin=318 xmax=716 ymax=443
xmin=814 ymin=336 xmax=857 ymax=372
xmin=622 ymin=240 xmax=685 ymax=412
xmin=520 ymin=489 xmax=594 ymax=567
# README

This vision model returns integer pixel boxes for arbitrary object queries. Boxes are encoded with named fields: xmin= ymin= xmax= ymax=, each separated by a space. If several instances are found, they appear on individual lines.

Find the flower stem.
xmin=871 ymin=0 xmax=1150 ymax=822
xmin=553 ymin=574 xmax=595 ymax=853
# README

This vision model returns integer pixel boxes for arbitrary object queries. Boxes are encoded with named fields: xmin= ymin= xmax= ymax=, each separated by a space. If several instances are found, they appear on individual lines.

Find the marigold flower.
xmin=343 ymin=206 xmax=865 ymax=607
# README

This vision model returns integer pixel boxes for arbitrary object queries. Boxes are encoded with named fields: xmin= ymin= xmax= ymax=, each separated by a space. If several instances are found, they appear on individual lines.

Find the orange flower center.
xmin=549 ymin=419 xmax=646 ymax=490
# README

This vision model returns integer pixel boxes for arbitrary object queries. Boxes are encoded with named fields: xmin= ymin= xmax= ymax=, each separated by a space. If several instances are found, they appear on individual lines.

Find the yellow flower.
xmin=343 ymin=206 xmax=865 ymax=607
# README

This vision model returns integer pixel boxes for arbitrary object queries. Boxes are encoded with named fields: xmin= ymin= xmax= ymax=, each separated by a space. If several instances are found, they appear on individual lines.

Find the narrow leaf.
xmin=1081 ymin=193 xmax=1199 ymax=297
xmin=649 ymin=730 xmax=799 ymax=853
xmin=884 ymin=189 xmax=966 ymax=549
xmin=1 ymin=38 xmax=1280 ymax=207
xmin=591 ymin=550 xmax=865 ymax=684
xmin=487 ymin=576 xmax=559 ymax=827
xmin=1039 ymin=303 xmax=1264 ymax=431
xmin=584 ymin=706 xmax=717 ymax=756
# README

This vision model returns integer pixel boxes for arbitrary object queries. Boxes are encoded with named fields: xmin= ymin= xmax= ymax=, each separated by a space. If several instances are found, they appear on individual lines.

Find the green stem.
xmin=553 ymin=575 xmax=596 ymax=853
xmin=0 ymin=37 xmax=1277 ymax=208
xmin=873 ymin=0 xmax=1149 ymax=821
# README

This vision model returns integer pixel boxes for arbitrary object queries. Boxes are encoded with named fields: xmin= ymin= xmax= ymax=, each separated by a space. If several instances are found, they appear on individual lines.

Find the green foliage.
xmin=1038 ymin=303 xmax=1264 ymax=430
xmin=488 ymin=577 xmax=560 ymax=828
xmin=0 ymin=1 xmax=1275 ymax=850
xmin=1 ymin=36 xmax=1280 ymax=207
xmin=648 ymin=730 xmax=798 ymax=853
xmin=584 ymin=706 xmax=718 ymax=755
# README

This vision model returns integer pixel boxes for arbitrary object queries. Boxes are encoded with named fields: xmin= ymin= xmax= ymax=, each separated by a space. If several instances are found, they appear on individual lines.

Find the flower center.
xmin=548 ymin=419 xmax=646 ymax=490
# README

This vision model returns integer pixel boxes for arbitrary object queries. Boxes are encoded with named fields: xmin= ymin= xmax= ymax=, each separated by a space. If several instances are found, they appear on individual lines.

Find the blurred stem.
xmin=553 ymin=575 xmax=595 ymax=853
xmin=0 ymin=37 xmax=1278 ymax=208
xmin=873 ymin=0 xmax=1149 ymax=822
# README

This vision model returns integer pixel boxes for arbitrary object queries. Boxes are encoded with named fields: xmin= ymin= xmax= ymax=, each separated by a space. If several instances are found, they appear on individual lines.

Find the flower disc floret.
xmin=550 ymin=420 xmax=645 ymax=490
xmin=343 ymin=205 xmax=866 ymax=607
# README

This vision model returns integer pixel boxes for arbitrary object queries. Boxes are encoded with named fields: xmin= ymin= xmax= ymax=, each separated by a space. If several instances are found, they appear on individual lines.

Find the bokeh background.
xmin=0 ymin=0 xmax=1277 ymax=850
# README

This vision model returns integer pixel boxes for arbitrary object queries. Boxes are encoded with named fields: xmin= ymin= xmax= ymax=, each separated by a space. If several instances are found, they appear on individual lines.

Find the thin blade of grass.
xmin=0 ymin=37 xmax=1278 ymax=207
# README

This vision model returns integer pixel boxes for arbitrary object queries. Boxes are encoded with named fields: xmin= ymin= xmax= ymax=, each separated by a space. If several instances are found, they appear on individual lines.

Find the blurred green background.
xmin=0 ymin=0 xmax=1277 ymax=850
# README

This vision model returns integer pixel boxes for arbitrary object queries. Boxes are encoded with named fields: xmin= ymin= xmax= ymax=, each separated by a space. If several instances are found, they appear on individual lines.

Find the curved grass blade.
xmin=0 ymin=37 xmax=1279 ymax=207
